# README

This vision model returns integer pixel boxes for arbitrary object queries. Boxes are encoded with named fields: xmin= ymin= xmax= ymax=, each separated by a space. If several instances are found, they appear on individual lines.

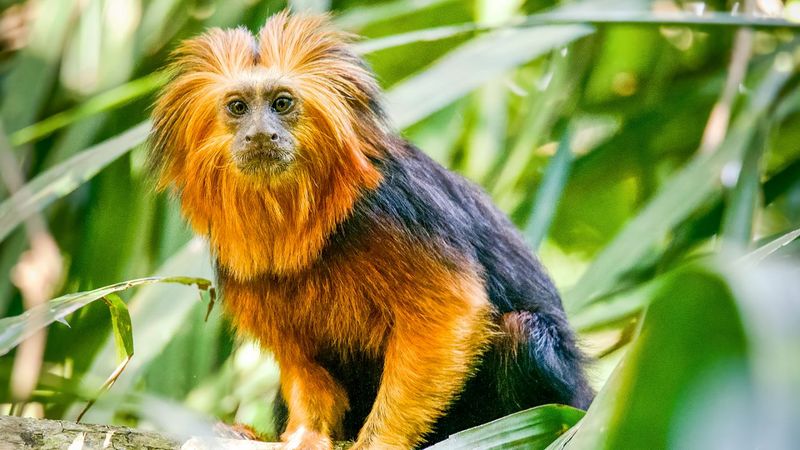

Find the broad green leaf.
xmin=564 ymin=51 xmax=796 ymax=313
xmin=716 ymin=258 xmax=800 ymax=449
xmin=0 ymin=121 xmax=149 ymax=243
xmin=385 ymin=24 xmax=593 ymax=128
xmin=554 ymin=266 xmax=749 ymax=449
xmin=555 ymin=252 xmax=800 ymax=450
xmin=0 ymin=274 xmax=212 ymax=356
xmin=427 ymin=404 xmax=585 ymax=450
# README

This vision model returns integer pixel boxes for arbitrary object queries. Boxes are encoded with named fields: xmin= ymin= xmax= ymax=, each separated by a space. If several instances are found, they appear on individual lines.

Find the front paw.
xmin=281 ymin=427 xmax=333 ymax=450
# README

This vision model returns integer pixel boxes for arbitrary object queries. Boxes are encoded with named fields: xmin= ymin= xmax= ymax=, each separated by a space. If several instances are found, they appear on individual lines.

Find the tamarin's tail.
xmin=496 ymin=310 xmax=594 ymax=410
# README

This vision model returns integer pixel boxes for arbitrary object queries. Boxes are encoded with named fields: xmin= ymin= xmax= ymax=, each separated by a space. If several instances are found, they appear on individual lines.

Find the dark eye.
xmin=227 ymin=100 xmax=248 ymax=116
xmin=272 ymin=96 xmax=294 ymax=114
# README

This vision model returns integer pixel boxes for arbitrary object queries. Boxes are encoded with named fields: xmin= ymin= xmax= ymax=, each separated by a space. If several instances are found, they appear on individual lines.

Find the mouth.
xmin=234 ymin=150 xmax=294 ymax=176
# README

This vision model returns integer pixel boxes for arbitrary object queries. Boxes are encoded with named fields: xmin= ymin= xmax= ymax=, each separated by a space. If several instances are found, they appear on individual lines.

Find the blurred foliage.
xmin=0 ymin=0 xmax=799 ymax=448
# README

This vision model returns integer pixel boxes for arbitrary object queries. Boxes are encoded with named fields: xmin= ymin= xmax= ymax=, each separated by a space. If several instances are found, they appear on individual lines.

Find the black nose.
xmin=244 ymin=132 xmax=279 ymax=144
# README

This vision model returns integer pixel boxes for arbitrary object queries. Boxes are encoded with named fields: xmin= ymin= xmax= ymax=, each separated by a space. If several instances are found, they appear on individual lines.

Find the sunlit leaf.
xmin=10 ymin=72 xmax=167 ymax=146
xmin=336 ymin=0 xmax=455 ymax=30
xmin=738 ymin=227 xmax=800 ymax=265
xmin=385 ymin=24 xmax=593 ymax=128
xmin=521 ymin=9 xmax=800 ymax=29
xmin=0 ymin=274 xmax=212 ymax=356
xmin=104 ymin=293 xmax=134 ymax=361
xmin=428 ymin=404 xmax=585 ymax=450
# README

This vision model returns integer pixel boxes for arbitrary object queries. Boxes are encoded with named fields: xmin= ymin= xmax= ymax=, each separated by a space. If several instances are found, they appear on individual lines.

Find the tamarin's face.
xmin=148 ymin=13 xmax=386 ymax=192
xmin=220 ymin=75 xmax=301 ymax=177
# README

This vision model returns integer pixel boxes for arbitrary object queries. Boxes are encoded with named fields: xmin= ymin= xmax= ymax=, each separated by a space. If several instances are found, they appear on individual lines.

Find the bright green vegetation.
xmin=1 ymin=0 xmax=799 ymax=448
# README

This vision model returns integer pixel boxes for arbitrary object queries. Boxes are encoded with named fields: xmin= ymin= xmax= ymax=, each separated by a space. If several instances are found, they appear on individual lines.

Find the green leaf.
xmin=385 ymin=24 xmax=593 ymax=128
xmin=554 ymin=266 xmax=749 ymax=449
xmin=0 ymin=274 xmax=212 ymax=356
xmin=570 ymin=276 xmax=662 ymax=332
xmin=0 ymin=122 xmax=149 ymax=243
xmin=556 ymin=250 xmax=800 ymax=449
xmin=738 ymin=227 xmax=800 ymax=266
xmin=427 ymin=404 xmax=585 ymax=450
xmin=519 ymin=10 xmax=800 ymax=29
xmin=76 ymin=293 xmax=135 ymax=422
xmin=336 ymin=0 xmax=455 ymax=30
xmin=564 ymin=50 xmax=796 ymax=313
xmin=9 ymin=72 xmax=167 ymax=147
xmin=353 ymin=22 xmax=477 ymax=55
xmin=103 ymin=293 xmax=134 ymax=361
xmin=525 ymin=128 xmax=574 ymax=250
xmin=489 ymin=48 xmax=575 ymax=204
xmin=720 ymin=119 xmax=769 ymax=246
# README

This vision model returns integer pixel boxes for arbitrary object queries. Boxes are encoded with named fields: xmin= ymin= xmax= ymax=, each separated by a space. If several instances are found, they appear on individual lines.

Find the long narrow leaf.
xmin=75 ymin=293 xmax=135 ymax=422
xmin=385 ymin=25 xmax=593 ymax=128
xmin=738 ymin=228 xmax=800 ymax=265
xmin=0 ymin=275 xmax=212 ymax=356
xmin=336 ymin=0 xmax=455 ymax=30
xmin=525 ymin=128 xmax=575 ymax=250
xmin=427 ymin=404 xmax=585 ymax=450
xmin=518 ymin=10 xmax=800 ymax=29
xmin=721 ymin=119 xmax=768 ymax=246
xmin=0 ymin=122 xmax=149 ymax=243
xmin=10 ymin=72 xmax=167 ymax=147
xmin=104 ymin=293 xmax=135 ymax=361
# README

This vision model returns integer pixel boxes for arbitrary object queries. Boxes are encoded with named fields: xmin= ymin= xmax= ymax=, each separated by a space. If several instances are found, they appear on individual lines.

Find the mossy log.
xmin=0 ymin=415 xmax=352 ymax=449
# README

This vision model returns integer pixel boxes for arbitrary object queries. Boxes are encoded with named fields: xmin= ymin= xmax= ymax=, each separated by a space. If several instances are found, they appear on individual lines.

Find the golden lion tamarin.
xmin=148 ymin=11 xmax=591 ymax=450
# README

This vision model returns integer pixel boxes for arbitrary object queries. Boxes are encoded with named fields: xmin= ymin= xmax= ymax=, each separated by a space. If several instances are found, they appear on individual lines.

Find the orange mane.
xmin=148 ymin=12 xmax=387 ymax=280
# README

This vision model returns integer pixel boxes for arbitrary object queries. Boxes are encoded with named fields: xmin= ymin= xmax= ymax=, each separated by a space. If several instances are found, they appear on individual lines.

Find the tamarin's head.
xmin=148 ymin=11 xmax=387 ymax=191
